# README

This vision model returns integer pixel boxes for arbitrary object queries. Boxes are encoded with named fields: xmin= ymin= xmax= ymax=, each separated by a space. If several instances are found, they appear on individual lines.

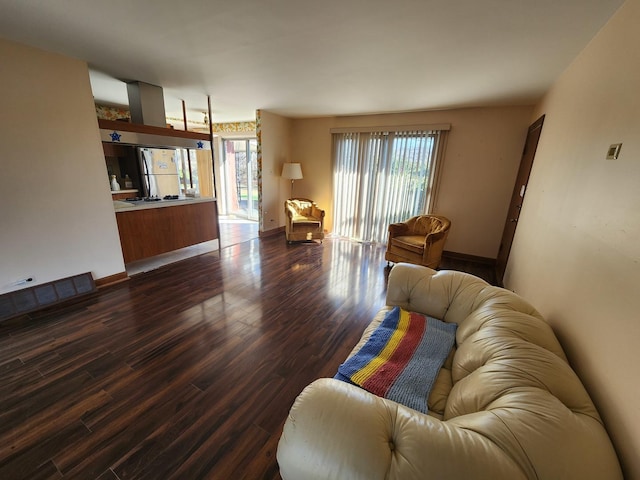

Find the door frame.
xmin=496 ymin=115 xmax=545 ymax=286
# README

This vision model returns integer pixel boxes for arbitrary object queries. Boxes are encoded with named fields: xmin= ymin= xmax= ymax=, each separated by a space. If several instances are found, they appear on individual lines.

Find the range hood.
xmin=126 ymin=81 xmax=167 ymax=127
xmin=99 ymin=81 xmax=211 ymax=150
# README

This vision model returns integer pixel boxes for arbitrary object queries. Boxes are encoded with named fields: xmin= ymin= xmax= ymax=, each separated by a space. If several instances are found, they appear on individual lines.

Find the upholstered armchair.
xmin=385 ymin=214 xmax=451 ymax=268
xmin=285 ymin=198 xmax=325 ymax=243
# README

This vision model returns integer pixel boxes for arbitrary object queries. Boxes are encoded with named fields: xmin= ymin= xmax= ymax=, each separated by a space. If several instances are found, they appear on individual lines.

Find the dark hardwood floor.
xmin=0 ymin=236 xmax=495 ymax=480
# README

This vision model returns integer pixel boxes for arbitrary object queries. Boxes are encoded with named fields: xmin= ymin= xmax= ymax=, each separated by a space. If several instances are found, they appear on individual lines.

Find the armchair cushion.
xmin=290 ymin=213 xmax=321 ymax=226
xmin=390 ymin=235 xmax=427 ymax=255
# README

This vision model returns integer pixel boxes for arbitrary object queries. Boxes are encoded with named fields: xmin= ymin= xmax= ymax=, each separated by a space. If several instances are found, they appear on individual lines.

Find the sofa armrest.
xmin=277 ymin=378 xmax=526 ymax=480
xmin=424 ymin=229 xmax=447 ymax=244
xmin=388 ymin=222 xmax=410 ymax=237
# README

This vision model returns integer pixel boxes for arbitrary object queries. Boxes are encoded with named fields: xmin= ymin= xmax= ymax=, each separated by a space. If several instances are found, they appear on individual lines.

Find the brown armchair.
xmin=385 ymin=215 xmax=451 ymax=269
xmin=285 ymin=198 xmax=325 ymax=243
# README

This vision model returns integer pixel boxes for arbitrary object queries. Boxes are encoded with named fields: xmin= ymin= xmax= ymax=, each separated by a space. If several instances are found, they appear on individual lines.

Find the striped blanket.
xmin=335 ymin=307 xmax=457 ymax=413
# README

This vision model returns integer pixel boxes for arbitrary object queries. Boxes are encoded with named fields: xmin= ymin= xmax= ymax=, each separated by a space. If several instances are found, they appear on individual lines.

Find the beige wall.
xmin=505 ymin=1 xmax=638 ymax=477
xmin=258 ymin=110 xmax=292 ymax=232
xmin=288 ymin=106 xmax=533 ymax=257
xmin=0 ymin=38 xmax=124 ymax=294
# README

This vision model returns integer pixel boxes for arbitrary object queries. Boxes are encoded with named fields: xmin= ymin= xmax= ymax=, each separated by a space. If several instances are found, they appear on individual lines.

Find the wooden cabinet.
xmin=115 ymin=200 xmax=218 ymax=263
xmin=103 ymin=142 xmax=126 ymax=158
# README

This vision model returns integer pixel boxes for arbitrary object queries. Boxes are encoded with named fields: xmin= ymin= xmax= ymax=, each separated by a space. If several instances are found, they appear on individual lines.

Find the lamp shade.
xmin=282 ymin=162 xmax=303 ymax=180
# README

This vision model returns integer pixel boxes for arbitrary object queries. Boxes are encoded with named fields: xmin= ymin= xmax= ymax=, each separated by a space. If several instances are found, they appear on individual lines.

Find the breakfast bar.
xmin=114 ymin=197 xmax=218 ymax=263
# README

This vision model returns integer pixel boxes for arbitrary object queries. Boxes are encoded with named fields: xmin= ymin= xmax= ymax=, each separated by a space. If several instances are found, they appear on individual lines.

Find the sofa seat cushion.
xmin=391 ymin=235 xmax=425 ymax=255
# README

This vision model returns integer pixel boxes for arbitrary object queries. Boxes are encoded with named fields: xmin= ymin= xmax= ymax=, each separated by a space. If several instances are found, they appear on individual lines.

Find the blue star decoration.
xmin=197 ymin=141 xmax=204 ymax=149
xmin=110 ymin=131 xmax=121 ymax=142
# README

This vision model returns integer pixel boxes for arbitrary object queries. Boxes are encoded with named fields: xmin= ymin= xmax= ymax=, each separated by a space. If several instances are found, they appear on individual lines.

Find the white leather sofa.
xmin=277 ymin=263 xmax=622 ymax=479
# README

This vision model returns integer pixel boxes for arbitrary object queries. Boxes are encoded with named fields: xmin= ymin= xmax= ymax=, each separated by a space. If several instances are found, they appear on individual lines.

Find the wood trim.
xmin=442 ymin=250 xmax=496 ymax=266
xmin=98 ymin=119 xmax=209 ymax=141
xmin=259 ymin=226 xmax=285 ymax=238
xmin=95 ymin=272 xmax=129 ymax=288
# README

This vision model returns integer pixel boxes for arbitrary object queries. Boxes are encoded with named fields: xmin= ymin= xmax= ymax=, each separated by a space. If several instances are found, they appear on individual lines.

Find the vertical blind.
xmin=332 ymin=128 xmax=444 ymax=244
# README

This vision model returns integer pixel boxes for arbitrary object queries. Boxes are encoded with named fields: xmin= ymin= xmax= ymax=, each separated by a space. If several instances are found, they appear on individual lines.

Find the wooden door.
xmin=496 ymin=115 xmax=545 ymax=285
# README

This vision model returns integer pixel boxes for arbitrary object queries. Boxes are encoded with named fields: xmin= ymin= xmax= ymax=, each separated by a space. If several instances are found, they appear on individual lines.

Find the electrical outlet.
xmin=12 ymin=276 xmax=35 ymax=287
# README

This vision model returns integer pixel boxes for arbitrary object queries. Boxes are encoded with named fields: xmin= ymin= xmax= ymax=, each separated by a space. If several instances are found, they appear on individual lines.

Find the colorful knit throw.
xmin=335 ymin=307 xmax=457 ymax=413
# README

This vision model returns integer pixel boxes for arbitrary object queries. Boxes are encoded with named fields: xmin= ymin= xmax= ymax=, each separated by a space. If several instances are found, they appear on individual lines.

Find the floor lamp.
xmin=282 ymin=163 xmax=303 ymax=199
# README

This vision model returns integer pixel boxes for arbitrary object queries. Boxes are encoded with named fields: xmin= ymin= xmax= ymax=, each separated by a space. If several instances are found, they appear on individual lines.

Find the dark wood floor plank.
xmin=0 ymin=370 xmax=103 ymax=435
xmin=0 ymin=421 xmax=90 ymax=479
xmin=0 ymin=236 xmax=494 ymax=479
xmin=56 ymin=384 xmax=203 ymax=478
xmin=171 ymin=424 xmax=271 ymax=480
xmin=0 ymin=361 xmax=43 ymax=400
xmin=21 ymin=459 xmax=62 ymax=480
xmin=238 ymin=428 xmax=283 ymax=480
xmin=112 ymin=370 xmax=285 ymax=479
xmin=154 ymin=375 xmax=282 ymax=480
xmin=96 ymin=469 xmax=120 ymax=480
xmin=0 ymin=387 xmax=111 ymax=460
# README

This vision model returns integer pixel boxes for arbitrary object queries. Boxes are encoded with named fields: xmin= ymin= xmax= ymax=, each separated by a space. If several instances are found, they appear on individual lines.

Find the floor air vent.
xmin=0 ymin=272 xmax=96 ymax=322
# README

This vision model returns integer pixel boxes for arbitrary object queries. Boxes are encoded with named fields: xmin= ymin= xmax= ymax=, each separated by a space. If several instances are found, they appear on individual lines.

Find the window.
xmin=176 ymin=148 xmax=215 ymax=198
xmin=332 ymin=126 xmax=447 ymax=244
xmin=221 ymin=138 xmax=258 ymax=220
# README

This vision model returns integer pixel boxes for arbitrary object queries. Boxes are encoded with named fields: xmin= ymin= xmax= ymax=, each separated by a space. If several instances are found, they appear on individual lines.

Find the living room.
xmin=1 ymin=0 xmax=638 ymax=478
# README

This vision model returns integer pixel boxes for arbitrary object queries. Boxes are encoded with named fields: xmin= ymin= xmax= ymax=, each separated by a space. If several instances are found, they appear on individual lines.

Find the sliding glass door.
xmin=332 ymin=129 xmax=443 ymax=244
xmin=222 ymin=138 xmax=258 ymax=220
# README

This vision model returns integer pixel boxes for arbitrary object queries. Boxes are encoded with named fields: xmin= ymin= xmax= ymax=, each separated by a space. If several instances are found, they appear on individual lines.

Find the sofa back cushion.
xmin=386 ymin=265 xmax=598 ymax=415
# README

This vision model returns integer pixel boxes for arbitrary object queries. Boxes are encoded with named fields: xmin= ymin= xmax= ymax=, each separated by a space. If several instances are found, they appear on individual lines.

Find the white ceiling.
xmin=0 ymin=0 xmax=624 ymax=123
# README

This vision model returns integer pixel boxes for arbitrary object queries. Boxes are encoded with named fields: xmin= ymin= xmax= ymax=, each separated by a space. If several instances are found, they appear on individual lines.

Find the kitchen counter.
xmin=113 ymin=196 xmax=216 ymax=212
xmin=114 ymin=197 xmax=218 ymax=263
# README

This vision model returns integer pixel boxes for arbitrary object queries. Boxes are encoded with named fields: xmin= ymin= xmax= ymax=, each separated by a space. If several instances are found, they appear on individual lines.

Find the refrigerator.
xmin=138 ymin=147 xmax=181 ymax=197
